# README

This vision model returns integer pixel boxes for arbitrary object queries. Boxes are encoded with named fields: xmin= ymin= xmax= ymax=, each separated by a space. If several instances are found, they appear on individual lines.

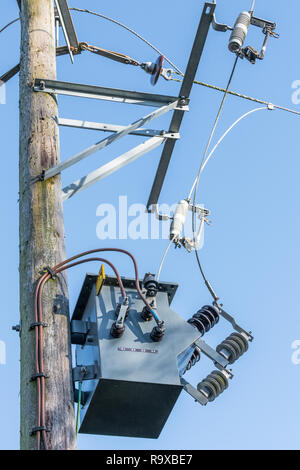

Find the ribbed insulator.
xmin=228 ymin=11 xmax=251 ymax=53
xmin=197 ymin=370 xmax=229 ymax=402
xmin=216 ymin=332 xmax=249 ymax=364
xmin=187 ymin=305 xmax=220 ymax=337
xmin=184 ymin=346 xmax=201 ymax=374
xmin=169 ymin=200 xmax=189 ymax=241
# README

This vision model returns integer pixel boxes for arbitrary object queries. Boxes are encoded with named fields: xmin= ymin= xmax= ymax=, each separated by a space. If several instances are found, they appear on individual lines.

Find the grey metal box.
xmin=71 ymin=274 xmax=200 ymax=439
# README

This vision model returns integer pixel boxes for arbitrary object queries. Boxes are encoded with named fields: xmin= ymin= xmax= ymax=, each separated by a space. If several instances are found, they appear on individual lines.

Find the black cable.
xmin=0 ymin=18 xmax=19 ymax=35
xmin=69 ymin=7 xmax=184 ymax=75
xmin=191 ymin=55 xmax=239 ymax=301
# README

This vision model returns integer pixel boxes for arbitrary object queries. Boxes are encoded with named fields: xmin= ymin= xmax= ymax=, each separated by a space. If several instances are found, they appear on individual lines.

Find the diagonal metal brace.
xmin=73 ymin=364 xmax=99 ymax=382
xmin=195 ymin=338 xmax=230 ymax=370
xmin=62 ymin=136 xmax=165 ymax=201
xmin=33 ymin=78 xmax=186 ymax=108
xmin=57 ymin=118 xmax=180 ymax=140
xmin=146 ymin=2 xmax=216 ymax=209
xmin=43 ymin=100 xmax=180 ymax=180
xmin=54 ymin=0 xmax=79 ymax=63
xmin=180 ymin=377 xmax=208 ymax=406
xmin=218 ymin=307 xmax=254 ymax=341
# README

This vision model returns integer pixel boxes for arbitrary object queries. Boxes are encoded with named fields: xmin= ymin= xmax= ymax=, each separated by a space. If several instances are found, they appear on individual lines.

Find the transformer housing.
xmin=71 ymin=274 xmax=200 ymax=439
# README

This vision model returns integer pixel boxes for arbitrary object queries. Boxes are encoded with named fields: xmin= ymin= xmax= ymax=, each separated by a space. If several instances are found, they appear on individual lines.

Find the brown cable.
xmin=52 ymin=248 xmax=154 ymax=314
xmin=33 ymin=255 xmax=127 ymax=450
xmin=34 ymin=248 xmax=157 ymax=449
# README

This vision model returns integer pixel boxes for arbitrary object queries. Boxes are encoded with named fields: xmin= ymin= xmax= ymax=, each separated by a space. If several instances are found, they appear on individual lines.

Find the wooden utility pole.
xmin=19 ymin=0 xmax=76 ymax=450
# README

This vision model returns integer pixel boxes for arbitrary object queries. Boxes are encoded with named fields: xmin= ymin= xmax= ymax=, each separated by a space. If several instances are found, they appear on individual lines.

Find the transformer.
xmin=71 ymin=273 xmax=252 ymax=439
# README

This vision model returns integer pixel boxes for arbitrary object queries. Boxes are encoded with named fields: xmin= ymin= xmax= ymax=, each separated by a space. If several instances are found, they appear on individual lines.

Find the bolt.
xmin=12 ymin=324 xmax=21 ymax=332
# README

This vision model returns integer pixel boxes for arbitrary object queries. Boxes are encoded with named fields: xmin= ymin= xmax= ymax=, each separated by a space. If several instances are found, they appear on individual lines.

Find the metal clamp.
xmin=43 ymin=266 xmax=57 ymax=280
xmin=212 ymin=13 xmax=233 ymax=32
xmin=30 ymin=372 xmax=49 ymax=382
xmin=30 ymin=426 xmax=50 ymax=436
xmin=250 ymin=16 xmax=276 ymax=31
xmin=116 ymin=300 xmax=129 ymax=326
xmin=71 ymin=320 xmax=97 ymax=345
xmin=195 ymin=338 xmax=233 ymax=378
xmin=29 ymin=321 xmax=48 ymax=331
xmin=180 ymin=377 xmax=209 ymax=406
xmin=215 ymin=304 xmax=254 ymax=341
xmin=73 ymin=363 xmax=99 ymax=382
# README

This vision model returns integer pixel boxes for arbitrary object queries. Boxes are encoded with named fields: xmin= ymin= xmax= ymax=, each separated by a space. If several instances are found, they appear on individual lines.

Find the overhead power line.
xmin=188 ymin=106 xmax=271 ymax=200
xmin=191 ymin=55 xmax=239 ymax=223
xmin=1 ymin=11 xmax=300 ymax=118
xmin=69 ymin=7 xmax=300 ymax=118
xmin=0 ymin=17 xmax=19 ymax=35
xmin=172 ymin=74 xmax=300 ymax=117
xmin=69 ymin=7 xmax=184 ymax=75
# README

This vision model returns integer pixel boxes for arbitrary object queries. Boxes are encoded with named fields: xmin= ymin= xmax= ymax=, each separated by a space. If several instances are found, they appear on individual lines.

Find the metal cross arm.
xmin=180 ymin=377 xmax=209 ymax=406
xmin=42 ymin=99 xmax=182 ymax=181
xmin=195 ymin=338 xmax=230 ymax=370
xmin=54 ymin=0 xmax=79 ymax=63
xmin=62 ymin=136 xmax=165 ymax=201
xmin=58 ymin=118 xmax=180 ymax=140
xmin=146 ymin=2 xmax=216 ymax=210
xmin=33 ymin=79 xmax=188 ymax=109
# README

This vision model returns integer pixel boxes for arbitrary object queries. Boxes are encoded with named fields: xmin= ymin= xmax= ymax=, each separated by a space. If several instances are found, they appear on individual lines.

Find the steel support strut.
xmin=146 ymin=2 xmax=216 ymax=210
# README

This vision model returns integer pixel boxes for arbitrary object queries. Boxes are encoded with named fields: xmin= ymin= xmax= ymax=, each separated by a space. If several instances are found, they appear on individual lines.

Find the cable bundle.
xmin=33 ymin=247 xmax=160 ymax=450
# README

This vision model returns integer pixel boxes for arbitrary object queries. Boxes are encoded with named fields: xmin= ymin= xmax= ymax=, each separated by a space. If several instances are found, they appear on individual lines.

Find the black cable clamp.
xmin=43 ymin=266 xmax=57 ymax=280
xmin=30 ymin=426 xmax=50 ymax=436
xmin=29 ymin=321 xmax=48 ymax=331
xmin=38 ymin=170 xmax=46 ymax=181
xmin=30 ymin=372 xmax=49 ymax=382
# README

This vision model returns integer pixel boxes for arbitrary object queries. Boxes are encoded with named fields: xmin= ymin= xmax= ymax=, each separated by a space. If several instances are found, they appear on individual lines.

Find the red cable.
xmin=33 ymin=254 xmax=127 ymax=450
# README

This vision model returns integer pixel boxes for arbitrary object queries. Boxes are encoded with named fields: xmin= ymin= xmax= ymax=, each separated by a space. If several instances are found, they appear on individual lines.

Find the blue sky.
xmin=0 ymin=0 xmax=300 ymax=450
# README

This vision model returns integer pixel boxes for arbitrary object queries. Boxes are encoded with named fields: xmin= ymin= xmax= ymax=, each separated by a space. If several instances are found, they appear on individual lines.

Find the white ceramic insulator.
xmin=228 ymin=11 xmax=251 ymax=53
xmin=170 ymin=200 xmax=189 ymax=240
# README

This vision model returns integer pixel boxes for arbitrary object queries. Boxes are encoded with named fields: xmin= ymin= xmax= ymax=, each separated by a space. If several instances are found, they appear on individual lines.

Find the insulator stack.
xmin=141 ymin=306 xmax=153 ymax=321
xmin=228 ymin=11 xmax=251 ymax=53
xmin=150 ymin=325 xmax=165 ymax=342
xmin=184 ymin=346 xmax=201 ymax=374
xmin=169 ymin=199 xmax=189 ymax=241
xmin=188 ymin=305 xmax=220 ymax=337
xmin=216 ymin=332 xmax=249 ymax=364
xmin=197 ymin=370 xmax=229 ymax=402
xmin=143 ymin=273 xmax=158 ymax=297
xmin=110 ymin=322 xmax=125 ymax=338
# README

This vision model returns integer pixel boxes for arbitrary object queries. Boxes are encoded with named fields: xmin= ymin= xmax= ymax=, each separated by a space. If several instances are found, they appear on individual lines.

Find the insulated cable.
xmin=0 ymin=17 xmax=19 ymax=35
xmin=34 ymin=255 xmax=126 ymax=450
xmin=53 ymin=248 xmax=162 ymax=323
xmin=33 ymin=248 xmax=164 ymax=449
xmin=171 ymin=73 xmax=300 ymax=117
xmin=190 ymin=55 xmax=239 ymax=301
xmin=156 ymin=235 xmax=176 ymax=282
xmin=69 ymin=6 xmax=300 ymax=119
xmin=3 ymin=11 xmax=299 ymax=118
xmin=191 ymin=55 xmax=239 ymax=222
xmin=188 ymin=105 xmax=270 ymax=200
xmin=69 ymin=7 xmax=184 ymax=75
xmin=75 ymin=382 xmax=82 ymax=437
xmin=250 ymin=0 xmax=256 ymax=13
